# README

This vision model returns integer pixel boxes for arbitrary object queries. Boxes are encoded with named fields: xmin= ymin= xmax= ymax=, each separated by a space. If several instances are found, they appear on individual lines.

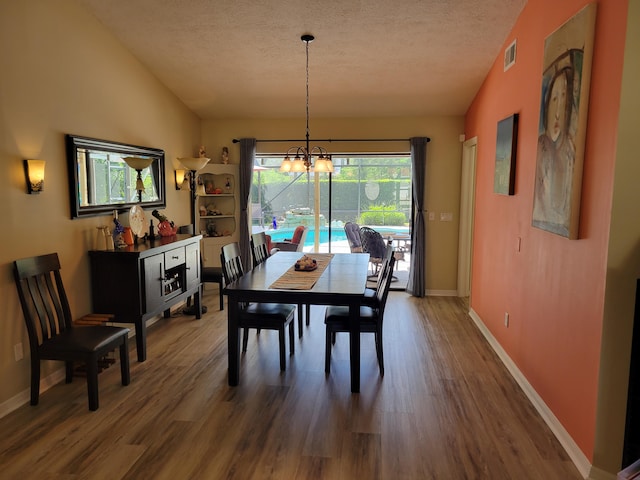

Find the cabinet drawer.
xmin=165 ymin=247 xmax=185 ymax=270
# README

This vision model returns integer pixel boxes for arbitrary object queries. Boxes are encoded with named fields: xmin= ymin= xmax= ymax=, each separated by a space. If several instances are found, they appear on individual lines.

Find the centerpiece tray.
xmin=294 ymin=264 xmax=317 ymax=271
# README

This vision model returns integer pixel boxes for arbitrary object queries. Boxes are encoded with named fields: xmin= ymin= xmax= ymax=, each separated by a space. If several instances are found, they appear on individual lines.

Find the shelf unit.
xmin=197 ymin=164 xmax=239 ymax=267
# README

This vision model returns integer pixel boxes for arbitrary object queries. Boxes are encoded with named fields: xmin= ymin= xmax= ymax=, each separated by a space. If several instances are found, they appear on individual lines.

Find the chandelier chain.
xmin=279 ymin=34 xmax=333 ymax=174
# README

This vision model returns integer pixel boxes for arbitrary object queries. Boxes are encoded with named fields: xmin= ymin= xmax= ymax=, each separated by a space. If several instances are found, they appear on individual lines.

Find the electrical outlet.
xmin=14 ymin=343 xmax=23 ymax=361
xmin=504 ymin=312 xmax=510 ymax=327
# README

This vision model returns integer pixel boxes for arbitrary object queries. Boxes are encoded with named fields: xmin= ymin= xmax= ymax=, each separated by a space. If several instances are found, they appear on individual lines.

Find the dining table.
xmin=223 ymin=251 xmax=370 ymax=393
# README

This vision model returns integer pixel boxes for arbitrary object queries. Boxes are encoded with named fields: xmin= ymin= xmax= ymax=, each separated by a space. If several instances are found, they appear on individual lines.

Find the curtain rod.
xmin=232 ymin=137 xmax=430 ymax=143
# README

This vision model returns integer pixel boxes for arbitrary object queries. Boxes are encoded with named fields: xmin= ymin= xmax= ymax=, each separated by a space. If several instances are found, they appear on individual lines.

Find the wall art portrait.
xmin=494 ymin=113 xmax=519 ymax=196
xmin=532 ymin=3 xmax=596 ymax=239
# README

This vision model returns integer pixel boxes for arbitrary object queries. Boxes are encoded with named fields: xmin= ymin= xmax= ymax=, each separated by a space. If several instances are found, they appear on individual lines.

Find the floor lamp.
xmin=178 ymin=157 xmax=210 ymax=234
xmin=178 ymin=156 xmax=210 ymax=315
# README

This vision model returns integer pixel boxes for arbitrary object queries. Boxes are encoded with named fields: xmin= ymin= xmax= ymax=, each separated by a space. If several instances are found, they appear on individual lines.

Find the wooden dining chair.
xmin=324 ymin=253 xmax=396 ymax=376
xmin=221 ymin=242 xmax=296 ymax=371
xmin=363 ymin=243 xmax=394 ymax=308
xmin=359 ymin=226 xmax=387 ymax=279
xmin=250 ymin=231 xmax=271 ymax=268
xmin=13 ymin=253 xmax=131 ymax=411
xmin=251 ymin=232 xmax=310 ymax=337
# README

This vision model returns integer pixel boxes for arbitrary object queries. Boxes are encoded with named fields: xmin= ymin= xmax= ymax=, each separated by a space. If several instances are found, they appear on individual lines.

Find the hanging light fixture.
xmin=280 ymin=34 xmax=333 ymax=174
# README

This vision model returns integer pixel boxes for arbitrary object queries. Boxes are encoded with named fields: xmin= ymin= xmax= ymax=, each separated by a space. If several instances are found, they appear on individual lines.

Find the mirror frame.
xmin=66 ymin=134 xmax=166 ymax=218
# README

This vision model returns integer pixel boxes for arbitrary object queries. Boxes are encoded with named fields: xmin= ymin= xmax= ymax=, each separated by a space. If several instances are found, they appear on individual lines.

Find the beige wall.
xmin=596 ymin=0 xmax=640 ymax=471
xmin=0 ymin=0 xmax=200 ymax=407
xmin=201 ymin=116 xmax=465 ymax=292
xmin=0 ymin=1 xmax=464 ymax=411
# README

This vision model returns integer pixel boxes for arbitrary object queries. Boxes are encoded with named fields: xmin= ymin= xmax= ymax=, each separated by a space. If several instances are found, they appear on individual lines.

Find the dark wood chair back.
xmin=13 ymin=252 xmax=130 ymax=410
xmin=14 ymin=253 xmax=72 ymax=343
xmin=221 ymin=242 xmax=244 ymax=284
xmin=250 ymin=232 xmax=270 ymax=268
xmin=375 ymin=253 xmax=396 ymax=321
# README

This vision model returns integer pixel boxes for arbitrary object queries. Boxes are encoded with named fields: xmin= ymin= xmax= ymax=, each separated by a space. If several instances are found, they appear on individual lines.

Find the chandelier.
xmin=280 ymin=34 xmax=334 ymax=174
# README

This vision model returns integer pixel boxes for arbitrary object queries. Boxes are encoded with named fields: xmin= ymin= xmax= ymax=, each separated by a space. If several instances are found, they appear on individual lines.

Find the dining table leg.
xmin=228 ymin=296 xmax=240 ymax=386
xmin=349 ymin=301 xmax=360 ymax=393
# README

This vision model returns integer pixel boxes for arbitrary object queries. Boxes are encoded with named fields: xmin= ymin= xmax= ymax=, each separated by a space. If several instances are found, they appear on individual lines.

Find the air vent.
xmin=504 ymin=39 xmax=517 ymax=72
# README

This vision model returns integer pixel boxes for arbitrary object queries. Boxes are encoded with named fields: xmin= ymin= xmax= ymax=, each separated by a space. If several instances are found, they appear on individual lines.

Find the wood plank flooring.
xmin=0 ymin=289 xmax=583 ymax=479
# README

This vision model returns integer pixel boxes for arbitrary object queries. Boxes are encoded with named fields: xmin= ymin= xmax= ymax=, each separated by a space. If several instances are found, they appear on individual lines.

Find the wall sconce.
xmin=175 ymin=169 xmax=188 ymax=190
xmin=24 ymin=159 xmax=45 ymax=194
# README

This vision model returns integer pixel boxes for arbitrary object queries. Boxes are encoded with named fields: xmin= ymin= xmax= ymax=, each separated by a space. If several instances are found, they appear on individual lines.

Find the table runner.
xmin=269 ymin=253 xmax=334 ymax=290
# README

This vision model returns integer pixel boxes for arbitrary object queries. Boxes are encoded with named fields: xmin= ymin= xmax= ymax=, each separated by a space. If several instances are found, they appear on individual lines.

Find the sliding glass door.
xmin=250 ymin=154 xmax=412 ymax=283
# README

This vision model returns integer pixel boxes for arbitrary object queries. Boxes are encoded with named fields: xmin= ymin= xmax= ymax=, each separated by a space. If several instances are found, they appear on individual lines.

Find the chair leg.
xmin=297 ymin=304 xmax=304 ymax=338
xmin=65 ymin=361 xmax=74 ymax=383
xmin=375 ymin=330 xmax=384 ymax=376
xmin=325 ymin=327 xmax=332 ymax=373
xmin=119 ymin=339 xmax=131 ymax=386
xmin=30 ymin=360 xmax=40 ymax=406
xmin=289 ymin=321 xmax=295 ymax=355
xmin=86 ymin=357 xmax=99 ymax=411
xmin=279 ymin=328 xmax=286 ymax=371
xmin=218 ymin=279 xmax=224 ymax=310
xmin=242 ymin=328 xmax=249 ymax=352
xmin=305 ymin=304 xmax=311 ymax=326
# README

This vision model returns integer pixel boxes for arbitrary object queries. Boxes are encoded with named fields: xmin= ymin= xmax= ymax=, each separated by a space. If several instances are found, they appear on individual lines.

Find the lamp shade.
xmin=24 ymin=159 xmax=45 ymax=194
xmin=314 ymin=158 xmax=334 ymax=173
xmin=279 ymin=159 xmax=292 ymax=172
xmin=175 ymin=169 xmax=188 ymax=190
xmin=123 ymin=156 xmax=153 ymax=170
xmin=291 ymin=159 xmax=306 ymax=172
xmin=179 ymin=157 xmax=210 ymax=171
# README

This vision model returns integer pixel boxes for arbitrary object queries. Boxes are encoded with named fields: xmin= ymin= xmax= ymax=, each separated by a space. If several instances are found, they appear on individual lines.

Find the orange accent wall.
xmin=464 ymin=0 xmax=627 ymax=461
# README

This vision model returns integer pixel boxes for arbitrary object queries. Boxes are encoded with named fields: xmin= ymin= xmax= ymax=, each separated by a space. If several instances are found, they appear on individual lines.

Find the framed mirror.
xmin=66 ymin=134 xmax=166 ymax=218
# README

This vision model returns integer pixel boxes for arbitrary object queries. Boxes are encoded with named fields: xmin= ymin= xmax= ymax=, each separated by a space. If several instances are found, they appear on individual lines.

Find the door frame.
xmin=457 ymin=136 xmax=478 ymax=298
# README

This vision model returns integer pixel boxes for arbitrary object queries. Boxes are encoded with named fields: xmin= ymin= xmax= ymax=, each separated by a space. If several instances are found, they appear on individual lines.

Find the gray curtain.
xmin=238 ymin=138 xmax=256 ymax=271
xmin=406 ymin=137 xmax=429 ymax=297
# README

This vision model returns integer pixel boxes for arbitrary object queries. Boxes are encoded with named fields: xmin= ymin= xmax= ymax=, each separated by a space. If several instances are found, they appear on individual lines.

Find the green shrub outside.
xmin=360 ymin=206 xmax=406 ymax=226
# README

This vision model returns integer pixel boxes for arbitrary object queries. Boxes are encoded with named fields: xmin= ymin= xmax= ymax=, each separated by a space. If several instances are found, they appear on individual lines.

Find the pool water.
xmin=268 ymin=226 xmax=408 ymax=247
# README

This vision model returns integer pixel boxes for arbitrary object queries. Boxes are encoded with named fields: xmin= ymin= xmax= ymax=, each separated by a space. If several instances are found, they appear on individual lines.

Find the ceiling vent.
xmin=504 ymin=39 xmax=517 ymax=72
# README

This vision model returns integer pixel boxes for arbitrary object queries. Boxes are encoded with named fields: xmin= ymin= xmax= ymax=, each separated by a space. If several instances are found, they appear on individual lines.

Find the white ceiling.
xmin=78 ymin=0 xmax=526 ymax=120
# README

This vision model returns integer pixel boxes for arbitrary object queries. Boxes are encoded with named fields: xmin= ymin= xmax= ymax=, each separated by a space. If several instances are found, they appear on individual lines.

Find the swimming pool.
xmin=267 ymin=226 xmax=409 ymax=247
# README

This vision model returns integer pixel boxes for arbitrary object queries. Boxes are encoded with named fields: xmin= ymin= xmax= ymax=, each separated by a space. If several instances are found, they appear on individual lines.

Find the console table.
xmin=89 ymin=234 xmax=202 ymax=362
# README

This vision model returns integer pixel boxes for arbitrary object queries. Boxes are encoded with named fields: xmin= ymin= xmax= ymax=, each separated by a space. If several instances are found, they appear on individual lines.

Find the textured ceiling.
xmin=78 ymin=0 xmax=526 ymax=119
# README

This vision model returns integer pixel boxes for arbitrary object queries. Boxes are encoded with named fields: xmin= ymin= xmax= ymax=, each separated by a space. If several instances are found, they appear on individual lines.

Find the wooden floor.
xmin=0 ymin=289 xmax=583 ymax=479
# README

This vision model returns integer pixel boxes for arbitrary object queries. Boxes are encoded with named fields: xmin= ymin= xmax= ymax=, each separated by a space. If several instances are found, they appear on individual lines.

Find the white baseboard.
xmin=467 ymin=308 xmax=611 ymax=480
xmin=0 ymin=367 xmax=66 ymax=419
xmin=0 ymin=317 xmax=152 ymax=420
xmin=425 ymin=289 xmax=458 ymax=296
xmin=588 ymin=466 xmax=617 ymax=480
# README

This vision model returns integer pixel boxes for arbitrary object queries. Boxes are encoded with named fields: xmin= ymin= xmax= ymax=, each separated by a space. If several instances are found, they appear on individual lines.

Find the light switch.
xmin=428 ymin=212 xmax=435 ymax=221
xmin=440 ymin=212 xmax=453 ymax=222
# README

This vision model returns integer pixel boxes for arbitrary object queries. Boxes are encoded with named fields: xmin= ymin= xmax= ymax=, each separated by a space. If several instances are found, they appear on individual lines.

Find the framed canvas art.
xmin=532 ymin=3 xmax=597 ymax=239
xmin=494 ymin=113 xmax=519 ymax=196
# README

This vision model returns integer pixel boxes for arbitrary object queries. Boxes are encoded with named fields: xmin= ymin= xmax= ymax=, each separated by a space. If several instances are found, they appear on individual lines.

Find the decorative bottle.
xmin=148 ymin=219 xmax=155 ymax=243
